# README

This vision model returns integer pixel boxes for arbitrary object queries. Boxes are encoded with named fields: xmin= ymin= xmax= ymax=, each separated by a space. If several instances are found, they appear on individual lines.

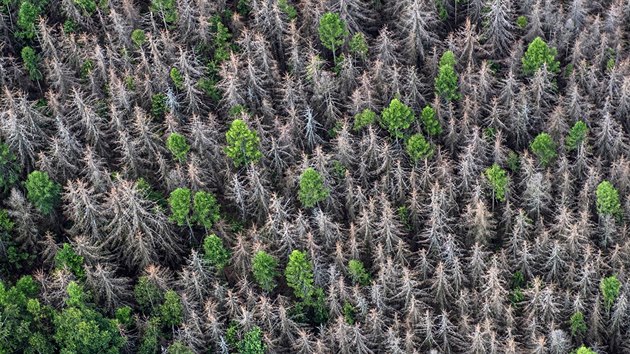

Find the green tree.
xmin=54 ymin=282 xmax=125 ymax=354
xmin=138 ymin=317 xmax=160 ymax=354
xmin=203 ymin=234 xmax=230 ymax=271
xmin=596 ymin=180 xmax=622 ymax=218
xmin=318 ymin=12 xmax=348 ymax=64
xmin=435 ymin=50 xmax=460 ymax=101
xmin=0 ymin=143 xmax=19 ymax=192
xmin=225 ymin=119 xmax=262 ymax=167
xmin=169 ymin=67 xmax=184 ymax=90
xmin=73 ymin=0 xmax=96 ymax=15
xmin=150 ymin=0 xmax=177 ymax=25
xmin=252 ymin=251 xmax=279 ymax=292
xmin=600 ymin=275 xmax=621 ymax=310
xmin=151 ymin=93 xmax=168 ymax=120
xmin=348 ymin=259 xmax=371 ymax=286
xmin=349 ymin=32 xmax=368 ymax=59
xmin=278 ymin=0 xmax=297 ymax=20
xmin=25 ymin=170 xmax=61 ymax=215
xmin=405 ymin=134 xmax=433 ymax=161
xmin=421 ymin=105 xmax=442 ymax=136
xmin=131 ymin=29 xmax=146 ymax=46
xmin=285 ymin=250 xmax=315 ymax=300
xmin=380 ymin=98 xmax=416 ymax=138
xmin=484 ymin=164 xmax=509 ymax=202
xmin=167 ymin=341 xmax=194 ymax=354
xmin=353 ymin=108 xmax=376 ymax=131
xmin=298 ymin=168 xmax=329 ymax=208
xmin=570 ymin=311 xmax=587 ymax=337
xmin=21 ymin=46 xmax=43 ymax=81
xmin=516 ymin=15 xmax=528 ymax=29
xmin=192 ymin=191 xmax=220 ymax=229
xmin=238 ymin=327 xmax=266 ymax=354
xmin=522 ymin=37 xmax=560 ymax=75
xmin=17 ymin=1 xmax=43 ymax=39
xmin=168 ymin=188 xmax=191 ymax=226
xmin=55 ymin=243 xmax=85 ymax=279
xmin=530 ymin=132 xmax=557 ymax=167
xmin=575 ymin=346 xmax=596 ymax=354
xmin=159 ymin=290 xmax=183 ymax=328
xmin=166 ymin=132 xmax=190 ymax=162
xmin=566 ymin=120 xmax=588 ymax=151
xmin=134 ymin=276 xmax=164 ymax=313
xmin=342 ymin=301 xmax=355 ymax=324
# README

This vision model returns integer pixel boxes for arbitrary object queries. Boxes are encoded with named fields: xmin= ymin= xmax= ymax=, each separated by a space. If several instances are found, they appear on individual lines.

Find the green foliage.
xmin=405 ymin=133 xmax=433 ymax=161
xmin=17 ymin=1 xmax=43 ymax=40
xmin=421 ymin=105 xmax=442 ymax=136
xmin=225 ymin=321 xmax=239 ymax=349
xmin=80 ymin=60 xmax=93 ymax=79
xmin=484 ymin=164 xmax=509 ymax=202
xmin=516 ymin=15 xmax=528 ymax=29
xmin=26 ymin=171 xmax=61 ymax=214
xmin=506 ymin=151 xmax=520 ymax=172
xmin=21 ymin=46 xmax=43 ymax=81
xmin=224 ymin=119 xmax=262 ymax=167
xmin=252 ymin=251 xmax=279 ymax=292
xmin=55 ymin=244 xmax=85 ymax=279
xmin=73 ymin=0 xmax=96 ymax=15
xmin=435 ymin=51 xmax=460 ymax=101
xmin=63 ymin=19 xmax=77 ymax=33
xmin=343 ymin=301 xmax=355 ymax=324
xmin=331 ymin=160 xmax=346 ymax=179
xmin=169 ymin=67 xmax=184 ymax=90
xmin=575 ymin=345 xmax=597 ymax=354
xmin=138 ymin=317 xmax=161 ymax=354
xmin=203 ymin=234 xmax=230 ymax=271
xmin=298 ymin=168 xmax=329 ymax=208
xmin=115 ymin=306 xmax=133 ymax=327
xmin=150 ymin=0 xmax=177 ymax=25
xmin=353 ymin=109 xmax=376 ymax=131
xmin=596 ymin=180 xmax=621 ymax=218
xmin=238 ymin=327 xmax=266 ymax=354
xmin=151 ymin=93 xmax=169 ymax=120
xmin=285 ymin=250 xmax=315 ymax=301
xmin=565 ymin=120 xmax=588 ymax=151
xmin=600 ymin=275 xmax=621 ymax=309
xmin=570 ymin=311 xmax=587 ymax=337
xmin=0 ymin=143 xmax=19 ymax=192
xmin=522 ymin=37 xmax=560 ymax=75
xmin=168 ymin=188 xmax=191 ymax=226
xmin=436 ymin=0 xmax=447 ymax=20
xmin=237 ymin=0 xmax=250 ymax=15
xmin=54 ymin=282 xmax=125 ymax=354
xmin=318 ymin=12 xmax=348 ymax=62
xmin=211 ymin=18 xmax=232 ymax=63
xmin=349 ymin=32 xmax=369 ymax=59
xmin=159 ymin=290 xmax=183 ymax=327
xmin=380 ymin=98 xmax=416 ymax=138
xmin=228 ymin=104 xmax=248 ymax=117
xmin=348 ymin=259 xmax=371 ymax=286
xmin=131 ymin=29 xmax=146 ymax=47
xmin=192 ymin=191 xmax=220 ymax=229
xmin=167 ymin=341 xmax=194 ymax=354
xmin=166 ymin=132 xmax=190 ymax=162
xmin=529 ymin=132 xmax=557 ymax=167
xmin=134 ymin=276 xmax=164 ymax=313
xmin=278 ymin=0 xmax=297 ymax=20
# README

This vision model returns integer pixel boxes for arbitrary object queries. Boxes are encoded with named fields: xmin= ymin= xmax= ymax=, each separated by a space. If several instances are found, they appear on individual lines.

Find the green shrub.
xmin=380 ymin=98 xmax=415 ymax=138
xmin=25 ymin=171 xmax=61 ymax=214
xmin=298 ymin=168 xmax=329 ymax=208
xmin=348 ymin=259 xmax=371 ymax=286
xmin=522 ymin=37 xmax=560 ymax=75
xmin=421 ymin=105 xmax=442 ymax=136
xmin=131 ymin=29 xmax=146 ymax=47
xmin=169 ymin=67 xmax=184 ymax=89
xmin=224 ymin=119 xmax=262 ymax=167
xmin=203 ymin=234 xmax=230 ymax=271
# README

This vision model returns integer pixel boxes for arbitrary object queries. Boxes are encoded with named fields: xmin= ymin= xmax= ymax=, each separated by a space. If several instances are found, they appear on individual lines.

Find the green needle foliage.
xmin=278 ymin=0 xmax=297 ymax=20
xmin=150 ymin=0 xmax=177 ymax=25
xmin=348 ymin=259 xmax=371 ymax=286
xmin=134 ymin=276 xmax=164 ymax=313
xmin=298 ymin=167 xmax=329 ymax=208
xmin=131 ymin=29 xmax=146 ymax=46
xmin=380 ymin=98 xmax=416 ymax=138
xmin=166 ymin=132 xmax=190 ymax=162
xmin=151 ymin=93 xmax=169 ymax=120
xmin=17 ymin=1 xmax=44 ymax=39
xmin=252 ymin=251 xmax=279 ymax=292
xmin=168 ymin=188 xmax=191 ymax=226
xmin=596 ymin=180 xmax=621 ymax=218
xmin=421 ymin=105 xmax=442 ymax=136
xmin=167 ymin=341 xmax=194 ymax=354
xmin=21 ymin=46 xmax=43 ymax=81
xmin=565 ymin=120 xmax=588 ymax=151
xmin=169 ymin=67 xmax=184 ymax=89
xmin=0 ymin=143 xmax=19 ymax=192
xmin=484 ymin=164 xmax=509 ymax=202
xmin=435 ymin=50 xmax=460 ymax=101
xmin=203 ymin=234 xmax=230 ymax=271
xmin=159 ymin=290 xmax=183 ymax=327
xmin=285 ymin=250 xmax=315 ymax=301
xmin=522 ymin=37 xmax=560 ymax=75
xmin=318 ymin=12 xmax=348 ymax=63
xmin=73 ymin=0 xmax=96 ymax=15
xmin=570 ymin=311 xmax=587 ymax=337
xmin=192 ymin=191 xmax=220 ymax=229
xmin=225 ymin=119 xmax=262 ymax=167
xmin=25 ymin=171 xmax=61 ymax=215
xmin=600 ymin=275 xmax=621 ymax=309
xmin=353 ymin=108 xmax=376 ymax=131
xmin=530 ymin=132 xmax=557 ymax=167
xmin=239 ymin=327 xmax=266 ymax=354
xmin=516 ymin=15 xmax=528 ymax=29
xmin=405 ymin=134 xmax=433 ymax=161
xmin=575 ymin=346 xmax=597 ymax=354
xmin=55 ymin=244 xmax=85 ymax=279
xmin=349 ymin=32 xmax=369 ymax=59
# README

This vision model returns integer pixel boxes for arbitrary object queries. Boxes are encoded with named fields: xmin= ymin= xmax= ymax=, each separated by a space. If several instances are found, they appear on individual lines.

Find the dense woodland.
xmin=0 ymin=0 xmax=630 ymax=353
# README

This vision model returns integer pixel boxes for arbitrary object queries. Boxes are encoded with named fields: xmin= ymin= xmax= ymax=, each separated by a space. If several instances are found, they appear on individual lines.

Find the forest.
xmin=0 ymin=0 xmax=629 ymax=353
